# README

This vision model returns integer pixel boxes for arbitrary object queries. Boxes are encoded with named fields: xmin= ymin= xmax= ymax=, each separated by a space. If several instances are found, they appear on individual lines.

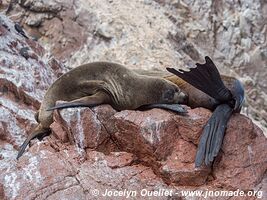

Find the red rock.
xmin=50 ymin=105 xmax=266 ymax=192
xmin=213 ymin=114 xmax=267 ymax=190
xmin=0 ymin=14 xmax=64 ymax=150
xmin=108 ymin=109 xmax=179 ymax=161
xmin=105 ymin=152 xmax=135 ymax=169
xmin=175 ymin=108 xmax=212 ymax=145
xmin=0 ymin=12 xmax=266 ymax=200
xmin=51 ymin=105 xmax=116 ymax=151
xmin=160 ymin=139 xmax=210 ymax=186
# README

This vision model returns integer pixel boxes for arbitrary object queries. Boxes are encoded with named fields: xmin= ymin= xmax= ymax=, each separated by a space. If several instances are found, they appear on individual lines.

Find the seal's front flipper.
xmin=17 ymin=125 xmax=50 ymax=160
xmin=138 ymin=103 xmax=187 ymax=114
xmin=195 ymin=104 xmax=233 ymax=167
xmin=46 ymin=102 xmax=93 ymax=110
xmin=166 ymin=56 xmax=232 ymax=102
xmin=46 ymin=92 xmax=110 ymax=111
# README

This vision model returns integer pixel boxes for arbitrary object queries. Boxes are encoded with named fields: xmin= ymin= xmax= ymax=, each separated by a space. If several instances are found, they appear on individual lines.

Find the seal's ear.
xmin=166 ymin=56 xmax=232 ymax=102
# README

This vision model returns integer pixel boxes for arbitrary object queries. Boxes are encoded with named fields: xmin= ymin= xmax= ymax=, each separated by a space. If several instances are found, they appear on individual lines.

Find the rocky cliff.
xmin=1 ymin=0 xmax=267 ymax=134
xmin=0 ymin=13 xmax=266 ymax=200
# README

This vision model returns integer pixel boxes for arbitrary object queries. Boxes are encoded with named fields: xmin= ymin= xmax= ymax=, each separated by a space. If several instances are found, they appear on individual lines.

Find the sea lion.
xmin=135 ymin=56 xmax=245 ymax=167
xmin=17 ymin=62 xmax=188 ymax=159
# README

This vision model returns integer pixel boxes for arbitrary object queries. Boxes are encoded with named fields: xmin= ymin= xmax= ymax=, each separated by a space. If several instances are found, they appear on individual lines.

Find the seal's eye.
xmin=163 ymin=89 xmax=175 ymax=100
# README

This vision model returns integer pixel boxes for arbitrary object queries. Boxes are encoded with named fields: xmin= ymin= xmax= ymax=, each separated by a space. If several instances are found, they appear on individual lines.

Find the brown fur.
xmin=133 ymin=69 xmax=238 ymax=110
xmin=165 ymin=74 xmax=239 ymax=110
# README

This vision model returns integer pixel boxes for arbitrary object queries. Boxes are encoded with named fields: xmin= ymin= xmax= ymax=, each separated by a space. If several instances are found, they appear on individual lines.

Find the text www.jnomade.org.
xmin=90 ymin=188 xmax=263 ymax=198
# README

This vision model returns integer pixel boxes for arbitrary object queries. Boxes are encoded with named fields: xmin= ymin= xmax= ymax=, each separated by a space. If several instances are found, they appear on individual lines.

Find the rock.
xmin=2 ymin=0 xmax=266 ymax=134
xmin=52 ymin=106 xmax=266 ymax=190
xmin=0 ymin=14 xmax=64 ymax=150
xmin=0 ymin=9 xmax=266 ymax=200
xmin=2 ymin=103 xmax=265 ymax=199
xmin=51 ymin=105 xmax=117 ymax=153
xmin=213 ymin=114 xmax=267 ymax=190
xmin=19 ymin=0 xmax=62 ymax=13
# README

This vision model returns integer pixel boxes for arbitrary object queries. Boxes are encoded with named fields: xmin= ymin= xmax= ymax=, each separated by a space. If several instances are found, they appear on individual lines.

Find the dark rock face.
xmin=0 ymin=12 xmax=266 ymax=200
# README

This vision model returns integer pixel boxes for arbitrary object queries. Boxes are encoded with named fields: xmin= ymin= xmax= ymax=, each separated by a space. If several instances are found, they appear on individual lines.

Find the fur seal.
xmin=136 ymin=56 xmax=244 ymax=167
xmin=17 ymin=62 xmax=188 ymax=159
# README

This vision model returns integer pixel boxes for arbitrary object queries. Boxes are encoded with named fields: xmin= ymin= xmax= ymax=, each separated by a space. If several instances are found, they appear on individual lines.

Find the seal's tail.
xmin=17 ymin=125 xmax=50 ymax=160
xmin=195 ymin=104 xmax=233 ymax=167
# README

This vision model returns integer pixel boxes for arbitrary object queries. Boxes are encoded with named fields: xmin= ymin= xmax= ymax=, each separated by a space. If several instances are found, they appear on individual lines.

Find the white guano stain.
xmin=0 ymin=106 xmax=29 ymax=145
xmin=75 ymin=109 xmax=85 ymax=149
xmin=61 ymin=108 xmax=85 ymax=148
xmin=141 ymin=117 xmax=163 ymax=145
xmin=4 ymin=172 xmax=20 ymax=199
xmin=247 ymin=145 xmax=257 ymax=177
xmin=22 ymin=156 xmax=43 ymax=186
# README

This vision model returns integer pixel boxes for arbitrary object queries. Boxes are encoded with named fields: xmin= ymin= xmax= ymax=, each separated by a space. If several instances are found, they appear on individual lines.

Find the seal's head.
xmin=159 ymin=80 xmax=188 ymax=104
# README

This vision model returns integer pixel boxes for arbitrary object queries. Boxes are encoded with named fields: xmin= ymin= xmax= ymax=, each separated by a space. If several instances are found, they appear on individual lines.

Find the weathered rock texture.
xmin=1 ymin=0 xmax=267 ymax=134
xmin=0 ymin=13 xmax=65 ymax=152
xmin=52 ymin=105 xmax=267 ymax=190
xmin=1 ymin=104 xmax=267 ymax=199
xmin=0 ymin=5 xmax=267 ymax=200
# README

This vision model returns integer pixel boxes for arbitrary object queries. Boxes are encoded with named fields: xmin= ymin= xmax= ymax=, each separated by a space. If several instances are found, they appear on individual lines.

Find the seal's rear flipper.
xmin=17 ymin=126 xmax=50 ymax=160
xmin=231 ymin=79 xmax=245 ymax=112
xmin=166 ymin=56 xmax=232 ymax=102
xmin=138 ymin=103 xmax=187 ymax=114
xmin=195 ymin=104 xmax=233 ymax=167
xmin=46 ymin=92 xmax=110 ymax=111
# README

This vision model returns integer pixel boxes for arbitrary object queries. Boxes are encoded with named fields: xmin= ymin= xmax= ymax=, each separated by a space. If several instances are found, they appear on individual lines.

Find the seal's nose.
xmin=180 ymin=92 xmax=188 ymax=104
xmin=175 ymin=92 xmax=188 ymax=104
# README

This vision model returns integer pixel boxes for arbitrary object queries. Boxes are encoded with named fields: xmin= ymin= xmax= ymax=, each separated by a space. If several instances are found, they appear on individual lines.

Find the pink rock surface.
xmin=0 ymin=13 xmax=266 ymax=200
xmin=0 ymin=14 xmax=64 ymax=152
